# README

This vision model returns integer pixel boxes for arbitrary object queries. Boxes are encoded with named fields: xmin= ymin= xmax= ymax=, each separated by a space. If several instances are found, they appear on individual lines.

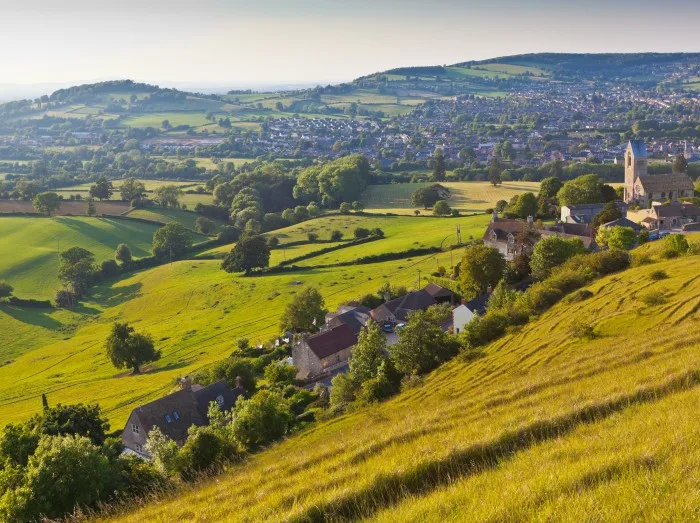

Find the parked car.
xmin=382 ymin=322 xmax=393 ymax=333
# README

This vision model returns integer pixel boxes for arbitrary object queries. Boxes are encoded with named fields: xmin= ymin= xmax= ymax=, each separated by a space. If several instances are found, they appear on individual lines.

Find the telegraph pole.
xmin=417 ymin=269 xmax=421 ymax=289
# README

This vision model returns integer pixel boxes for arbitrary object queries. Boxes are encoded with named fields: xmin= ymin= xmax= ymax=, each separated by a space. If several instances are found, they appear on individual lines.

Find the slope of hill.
xmin=107 ymin=245 xmax=700 ymax=522
xmin=0 ymin=214 xmax=485 ymax=426
xmin=0 ymin=216 xmax=159 ymax=299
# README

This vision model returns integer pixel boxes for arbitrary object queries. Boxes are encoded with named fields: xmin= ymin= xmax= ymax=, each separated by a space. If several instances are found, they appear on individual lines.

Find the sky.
xmin=0 ymin=0 xmax=698 ymax=92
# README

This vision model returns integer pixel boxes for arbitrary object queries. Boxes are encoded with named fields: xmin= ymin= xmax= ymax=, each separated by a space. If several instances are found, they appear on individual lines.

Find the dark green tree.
xmin=89 ymin=176 xmax=114 ymax=201
xmin=279 ymin=286 xmax=327 ymax=332
xmin=32 ymin=192 xmax=61 ymax=216
xmin=432 ymin=149 xmax=446 ymax=181
xmin=105 ymin=322 xmax=160 ymax=374
xmin=221 ymin=234 xmax=270 ymax=274
xmin=152 ymin=223 xmax=193 ymax=260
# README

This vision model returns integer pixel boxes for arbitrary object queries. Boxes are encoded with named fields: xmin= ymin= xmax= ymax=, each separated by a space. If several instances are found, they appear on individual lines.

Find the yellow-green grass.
xmin=186 ymin=157 xmax=253 ymax=170
xmin=121 ymin=112 xmax=215 ymax=128
xmin=360 ymin=181 xmax=541 ymax=214
xmin=0 ymin=216 xmax=158 ymax=299
xmin=62 ymin=179 xmax=200 ymax=192
xmin=0 ymin=252 xmax=451 ymax=427
xmin=179 ymin=192 xmax=215 ymax=207
xmin=125 ymin=208 xmax=215 ymax=233
xmin=107 ymin=252 xmax=700 ymax=522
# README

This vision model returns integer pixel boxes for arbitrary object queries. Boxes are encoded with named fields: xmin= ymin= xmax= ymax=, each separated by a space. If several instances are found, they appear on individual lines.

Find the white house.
xmin=452 ymin=305 xmax=474 ymax=334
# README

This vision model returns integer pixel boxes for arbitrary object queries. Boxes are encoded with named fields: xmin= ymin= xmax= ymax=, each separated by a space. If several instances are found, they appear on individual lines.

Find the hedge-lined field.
xmin=0 ymin=216 xmax=158 ymax=299
xmin=359 ymin=181 xmax=540 ymax=214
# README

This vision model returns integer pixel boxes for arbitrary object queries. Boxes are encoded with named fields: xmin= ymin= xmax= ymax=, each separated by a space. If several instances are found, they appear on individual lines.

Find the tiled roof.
xmin=129 ymin=380 xmax=242 ymax=443
xmin=638 ymin=174 xmax=694 ymax=193
xmin=600 ymin=217 xmax=642 ymax=231
xmin=653 ymin=202 xmax=700 ymax=218
xmin=307 ymin=323 xmax=358 ymax=359
xmin=423 ymin=283 xmax=454 ymax=300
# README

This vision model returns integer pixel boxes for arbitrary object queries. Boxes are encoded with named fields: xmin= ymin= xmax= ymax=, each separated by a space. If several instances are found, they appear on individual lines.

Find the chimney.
xmin=235 ymin=376 xmax=243 ymax=390
xmin=527 ymin=215 xmax=534 ymax=224
xmin=179 ymin=376 xmax=192 ymax=392
xmin=486 ymin=285 xmax=493 ymax=294
xmin=384 ymin=292 xmax=391 ymax=303
xmin=491 ymin=211 xmax=498 ymax=222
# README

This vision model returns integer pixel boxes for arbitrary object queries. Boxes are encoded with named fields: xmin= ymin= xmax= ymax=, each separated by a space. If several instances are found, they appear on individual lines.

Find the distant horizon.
xmin=1 ymin=0 xmax=698 ymax=98
xmin=1 ymin=49 xmax=698 ymax=103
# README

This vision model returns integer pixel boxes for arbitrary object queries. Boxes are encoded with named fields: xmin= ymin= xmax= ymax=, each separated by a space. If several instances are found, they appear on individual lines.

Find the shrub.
xmin=639 ymin=289 xmax=668 ymax=306
xmin=546 ymin=268 xmax=592 ymax=295
xmin=339 ymin=202 xmax=352 ymax=214
xmin=649 ymin=269 xmax=669 ymax=281
xmin=528 ymin=282 xmax=564 ymax=312
xmin=268 ymin=236 xmax=280 ymax=248
xmin=570 ymin=320 xmax=596 ymax=339
xmin=176 ymin=429 xmax=222 ymax=481
xmin=329 ymin=373 xmax=358 ymax=410
xmin=100 ymin=259 xmax=120 ymax=278
xmin=355 ymin=374 xmax=394 ymax=405
xmin=231 ymin=391 xmax=293 ymax=450
xmin=330 ymin=230 xmax=343 ymax=241
xmin=663 ymin=234 xmax=689 ymax=258
xmin=0 ymin=281 xmax=13 ymax=298
xmin=217 ymin=226 xmax=240 ymax=245
xmin=354 ymin=227 xmax=371 ymax=239
xmin=196 ymin=216 xmax=217 ymax=235
xmin=371 ymin=228 xmax=385 ymax=238
xmin=432 ymin=200 xmax=451 ymax=216
xmin=637 ymin=229 xmax=649 ymax=244
xmin=307 ymin=232 xmax=318 ymax=242
xmin=632 ymin=253 xmax=653 ymax=267
xmin=55 ymin=289 xmax=77 ymax=309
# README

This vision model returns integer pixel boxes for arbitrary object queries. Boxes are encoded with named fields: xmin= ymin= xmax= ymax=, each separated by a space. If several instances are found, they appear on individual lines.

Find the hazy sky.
xmin=0 ymin=0 xmax=698 ymax=89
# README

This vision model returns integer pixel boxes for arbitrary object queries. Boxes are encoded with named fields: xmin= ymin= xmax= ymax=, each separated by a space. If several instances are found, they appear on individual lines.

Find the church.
xmin=623 ymin=140 xmax=694 ymax=206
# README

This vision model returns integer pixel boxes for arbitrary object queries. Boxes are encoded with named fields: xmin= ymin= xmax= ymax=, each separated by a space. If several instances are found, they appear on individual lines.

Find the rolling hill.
xmin=105 ymin=241 xmax=700 ymax=522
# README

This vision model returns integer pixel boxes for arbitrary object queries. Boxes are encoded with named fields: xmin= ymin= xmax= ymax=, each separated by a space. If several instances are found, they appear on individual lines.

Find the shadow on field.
xmin=90 ymin=282 xmax=143 ymax=308
xmin=0 ymin=304 xmax=63 ymax=330
xmin=58 ymin=216 xmax=154 ymax=257
xmin=296 ymin=369 xmax=700 ymax=522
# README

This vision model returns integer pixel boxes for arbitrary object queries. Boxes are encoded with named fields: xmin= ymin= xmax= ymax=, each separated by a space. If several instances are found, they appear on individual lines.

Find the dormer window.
xmin=164 ymin=414 xmax=172 ymax=423
xmin=173 ymin=410 xmax=180 ymax=421
xmin=131 ymin=423 xmax=139 ymax=434
xmin=215 ymin=395 xmax=225 ymax=407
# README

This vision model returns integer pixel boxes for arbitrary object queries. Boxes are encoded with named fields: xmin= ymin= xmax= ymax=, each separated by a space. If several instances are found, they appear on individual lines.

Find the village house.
xmin=452 ymin=293 xmax=490 ymax=334
xmin=292 ymin=323 xmax=358 ymax=380
xmin=561 ymin=202 xmax=629 ymax=224
xmin=648 ymin=202 xmax=700 ymax=231
xmin=623 ymin=140 xmax=694 ymax=206
xmin=121 ymin=377 xmax=244 ymax=459
xmin=370 ymin=288 xmax=439 ymax=324
xmin=482 ymin=213 xmax=538 ymax=261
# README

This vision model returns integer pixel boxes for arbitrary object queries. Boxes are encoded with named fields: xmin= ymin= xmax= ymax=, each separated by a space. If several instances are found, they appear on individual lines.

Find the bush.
xmin=649 ymin=269 xmax=669 ymax=281
xmin=330 ymin=230 xmax=343 ymax=241
xmin=268 ymin=236 xmax=280 ymax=248
xmin=570 ymin=320 xmax=596 ymax=339
xmin=100 ymin=259 xmax=120 ymax=278
xmin=176 ymin=429 xmax=222 ymax=481
xmin=217 ymin=226 xmax=240 ymax=245
xmin=639 ymin=289 xmax=668 ymax=306
xmin=196 ymin=216 xmax=217 ymax=235
xmin=528 ymin=282 xmax=564 ymax=312
xmin=339 ymin=202 xmax=352 ymax=214
xmin=355 ymin=374 xmax=394 ymax=405
xmin=546 ymin=268 xmax=593 ymax=295
xmin=371 ymin=228 xmax=385 ymax=238
xmin=354 ymin=227 xmax=371 ymax=239
xmin=663 ymin=234 xmax=689 ymax=258
xmin=0 ymin=281 xmax=14 ymax=299
xmin=307 ymin=232 xmax=318 ymax=242
xmin=231 ymin=391 xmax=293 ymax=450
xmin=55 ymin=289 xmax=77 ymax=309
xmin=565 ymin=289 xmax=594 ymax=303
xmin=432 ymin=200 xmax=451 ymax=216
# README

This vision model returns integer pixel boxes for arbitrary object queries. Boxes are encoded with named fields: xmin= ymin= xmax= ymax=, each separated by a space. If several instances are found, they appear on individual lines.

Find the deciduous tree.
xmin=105 ymin=322 xmax=160 ymax=374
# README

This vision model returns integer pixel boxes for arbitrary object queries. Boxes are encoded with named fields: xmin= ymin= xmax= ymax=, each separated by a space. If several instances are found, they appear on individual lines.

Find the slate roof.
xmin=483 ymin=218 xmax=533 ymax=241
xmin=465 ymin=293 xmax=491 ymax=315
xmin=600 ymin=217 xmax=643 ymax=231
xmin=653 ymin=202 xmax=700 ymax=218
xmin=629 ymin=140 xmax=648 ymax=158
xmin=128 ymin=380 xmax=243 ymax=443
xmin=371 ymin=289 xmax=437 ymax=322
xmin=423 ymin=283 xmax=454 ymax=301
xmin=327 ymin=307 xmax=371 ymax=335
xmin=638 ymin=174 xmax=694 ymax=193
xmin=306 ymin=323 xmax=358 ymax=359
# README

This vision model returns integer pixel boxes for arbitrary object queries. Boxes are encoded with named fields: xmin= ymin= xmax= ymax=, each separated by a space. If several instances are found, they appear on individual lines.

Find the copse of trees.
xmin=153 ymin=185 xmax=183 ymax=208
xmin=293 ymin=154 xmax=371 ymax=208
xmin=556 ymin=174 xmax=616 ymax=206
xmin=411 ymin=183 xmax=450 ymax=210
xmin=530 ymin=236 xmax=587 ymax=280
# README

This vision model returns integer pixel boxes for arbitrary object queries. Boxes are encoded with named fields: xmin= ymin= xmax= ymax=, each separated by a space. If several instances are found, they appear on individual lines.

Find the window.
xmin=172 ymin=410 xmax=180 ymax=421
xmin=135 ymin=444 xmax=142 ymax=452
xmin=164 ymin=414 xmax=172 ymax=423
xmin=131 ymin=423 xmax=139 ymax=434
xmin=627 ymin=154 xmax=631 ymax=167
xmin=215 ymin=395 xmax=225 ymax=407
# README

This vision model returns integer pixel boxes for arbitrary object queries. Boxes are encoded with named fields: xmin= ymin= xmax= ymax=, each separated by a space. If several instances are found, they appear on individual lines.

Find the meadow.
xmin=106 ymin=243 xmax=700 ymax=522
xmin=0 ymin=214 xmax=489 ymax=427
xmin=0 ymin=216 xmax=158 ymax=299
xmin=359 ymin=181 xmax=541 ymax=214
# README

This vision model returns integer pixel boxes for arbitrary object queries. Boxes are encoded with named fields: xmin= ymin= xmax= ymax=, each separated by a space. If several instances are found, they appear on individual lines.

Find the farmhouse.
xmin=623 ymin=140 xmax=694 ymax=206
xmin=648 ymin=202 xmax=700 ymax=231
xmin=121 ymin=378 xmax=244 ymax=458
xmin=370 ymin=289 xmax=438 ymax=324
xmin=452 ymin=293 xmax=490 ymax=334
xmin=292 ymin=323 xmax=358 ymax=380
xmin=482 ymin=213 xmax=538 ymax=261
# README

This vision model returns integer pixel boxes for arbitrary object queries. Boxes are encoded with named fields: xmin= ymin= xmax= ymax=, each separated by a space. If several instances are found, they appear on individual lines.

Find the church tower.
xmin=624 ymin=140 xmax=648 ymax=202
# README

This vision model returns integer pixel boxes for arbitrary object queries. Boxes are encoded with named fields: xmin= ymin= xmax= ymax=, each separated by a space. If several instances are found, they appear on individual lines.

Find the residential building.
xmin=452 ymin=294 xmax=491 ymax=334
xmin=121 ymin=378 xmax=244 ymax=458
xmin=482 ymin=214 xmax=538 ymax=261
xmin=292 ymin=323 xmax=358 ymax=380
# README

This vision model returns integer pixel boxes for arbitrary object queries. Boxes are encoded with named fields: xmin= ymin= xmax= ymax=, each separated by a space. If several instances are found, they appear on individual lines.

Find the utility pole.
xmin=417 ymin=269 xmax=421 ymax=289
xmin=169 ymin=245 xmax=172 ymax=265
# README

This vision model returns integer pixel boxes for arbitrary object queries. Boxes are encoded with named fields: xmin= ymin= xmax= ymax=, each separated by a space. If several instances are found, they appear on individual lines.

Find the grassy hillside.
xmin=360 ymin=181 xmax=541 ymax=214
xmin=0 ymin=215 xmax=488 ymax=426
xmin=107 ymin=249 xmax=699 ymax=522
xmin=0 ymin=216 xmax=158 ymax=299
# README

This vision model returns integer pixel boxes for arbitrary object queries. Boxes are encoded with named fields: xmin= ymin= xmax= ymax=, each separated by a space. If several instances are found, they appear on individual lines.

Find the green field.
xmin=0 ymin=214 xmax=490 ymax=426
xmin=360 ymin=181 xmax=541 ymax=214
xmin=108 ymin=241 xmax=700 ymax=522
xmin=125 ymin=207 xmax=217 ymax=232
xmin=0 ymin=216 xmax=158 ymax=299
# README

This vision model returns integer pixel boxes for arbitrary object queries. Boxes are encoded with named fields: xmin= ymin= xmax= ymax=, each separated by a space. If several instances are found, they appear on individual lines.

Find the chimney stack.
xmin=235 ymin=375 xmax=243 ymax=390
xmin=527 ymin=215 xmax=534 ymax=224
xmin=486 ymin=285 xmax=493 ymax=294
xmin=179 ymin=376 xmax=192 ymax=392
xmin=491 ymin=211 xmax=498 ymax=222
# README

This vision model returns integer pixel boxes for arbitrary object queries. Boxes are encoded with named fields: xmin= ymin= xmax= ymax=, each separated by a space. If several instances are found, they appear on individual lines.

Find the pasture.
xmin=359 ymin=181 xmax=541 ymax=214
xmin=108 ymin=248 xmax=700 ymax=522
xmin=0 ymin=216 xmax=158 ymax=299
